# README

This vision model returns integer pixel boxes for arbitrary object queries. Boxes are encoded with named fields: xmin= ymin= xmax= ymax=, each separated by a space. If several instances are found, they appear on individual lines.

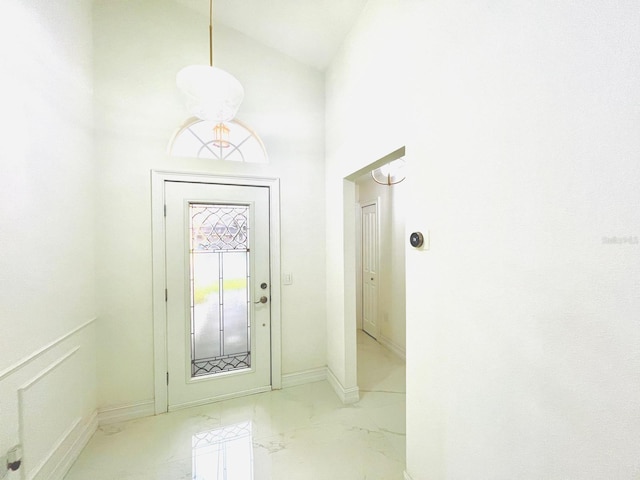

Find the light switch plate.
xmin=283 ymin=273 xmax=293 ymax=285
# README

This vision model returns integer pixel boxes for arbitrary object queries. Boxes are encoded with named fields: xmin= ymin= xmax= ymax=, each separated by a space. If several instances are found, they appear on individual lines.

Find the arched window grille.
xmin=168 ymin=117 xmax=268 ymax=163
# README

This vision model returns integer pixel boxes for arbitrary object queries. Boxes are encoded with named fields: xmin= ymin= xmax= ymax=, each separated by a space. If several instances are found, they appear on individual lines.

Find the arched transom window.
xmin=169 ymin=117 xmax=268 ymax=163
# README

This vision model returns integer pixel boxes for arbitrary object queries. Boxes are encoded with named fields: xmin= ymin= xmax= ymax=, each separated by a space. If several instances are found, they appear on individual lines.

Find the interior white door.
xmin=165 ymin=181 xmax=271 ymax=410
xmin=362 ymin=203 xmax=379 ymax=338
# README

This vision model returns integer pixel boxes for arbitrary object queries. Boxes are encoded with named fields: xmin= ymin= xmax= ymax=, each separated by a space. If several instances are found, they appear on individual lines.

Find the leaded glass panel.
xmin=189 ymin=203 xmax=251 ymax=378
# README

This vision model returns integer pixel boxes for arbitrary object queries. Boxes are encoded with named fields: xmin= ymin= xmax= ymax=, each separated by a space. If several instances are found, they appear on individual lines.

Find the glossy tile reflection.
xmin=64 ymin=331 xmax=405 ymax=480
xmin=193 ymin=422 xmax=253 ymax=480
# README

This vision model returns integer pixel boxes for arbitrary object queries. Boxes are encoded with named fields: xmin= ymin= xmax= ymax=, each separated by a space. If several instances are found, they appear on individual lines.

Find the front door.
xmin=164 ymin=181 xmax=271 ymax=410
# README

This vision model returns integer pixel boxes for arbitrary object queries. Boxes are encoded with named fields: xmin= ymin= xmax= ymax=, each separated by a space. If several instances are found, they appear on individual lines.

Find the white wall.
xmin=327 ymin=0 xmax=640 ymax=478
xmin=325 ymin=0 xmax=410 ymax=402
xmin=93 ymin=0 xmax=326 ymax=412
xmin=0 ymin=0 xmax=97 ymax=478
xmin=356 ymin=174 xmax=406 ymax=355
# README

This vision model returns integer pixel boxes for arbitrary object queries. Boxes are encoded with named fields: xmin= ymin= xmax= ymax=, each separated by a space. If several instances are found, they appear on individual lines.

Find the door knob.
xmin=255 ymin=296 xmax=268 ymax=304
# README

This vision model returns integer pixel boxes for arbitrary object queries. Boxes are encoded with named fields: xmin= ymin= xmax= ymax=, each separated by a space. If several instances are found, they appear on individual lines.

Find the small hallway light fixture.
xmin=371 ymin=158 xmax=406 ymax=185
xmin=176 ymin=0 xmax=243 ymax=145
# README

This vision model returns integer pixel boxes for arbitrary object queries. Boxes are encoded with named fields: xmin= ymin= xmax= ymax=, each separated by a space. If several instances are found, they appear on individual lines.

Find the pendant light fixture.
xmin=371 ymin=158 xmax=406 ymax=185
xmin=212 ymin=122 xmax=231 ymax=148
xmin=176 ymin=0 xmax=244 ymax=133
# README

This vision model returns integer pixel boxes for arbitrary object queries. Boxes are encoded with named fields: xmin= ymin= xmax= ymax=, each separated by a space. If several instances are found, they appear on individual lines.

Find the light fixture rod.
xmin=209 ymin=0 xmax=214 ymax=67
xmin=176 ymin=0 xmax=244 ymax=123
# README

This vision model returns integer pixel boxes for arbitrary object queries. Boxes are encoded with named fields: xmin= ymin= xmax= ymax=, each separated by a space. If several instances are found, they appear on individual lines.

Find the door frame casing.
xmin=151 ymin=170 xmax=282 ymax=414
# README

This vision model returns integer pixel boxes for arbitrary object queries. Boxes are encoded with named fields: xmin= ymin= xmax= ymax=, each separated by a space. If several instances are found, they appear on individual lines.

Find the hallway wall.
xmin=93 ymin=0 xmax=326 ymax=413
xmin=326 ymin=0 xmax=640 ymax=478
xmin=0 ymin=0 xmax=97 ymax=478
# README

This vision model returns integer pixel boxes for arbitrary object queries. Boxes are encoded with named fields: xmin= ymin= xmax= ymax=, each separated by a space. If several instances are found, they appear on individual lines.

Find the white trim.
xmin=151 ymin=170 xmax=282 ymax=414
xmin=326 ymin=368 xmax=359 ymax=404
xmin=355 ymin=201 xmax=363 ymax=331
xmin=0 ymin=317 xmax=97 ymax=381
xmin=168 ymin=386 xmax=272 ymax=412
xmin=151 ymin=171 xmax=168 ymax=414
xmin=27 ymin=417 xmax=81 ymax=480
xmin=281 ymin=367 xmax=327 ymax=388
xmin=18 ymin=348 xmax=79 ymax=392
xmin=97 ymin=400 xmax=156 ymax=425
xmin=38 ymin=411 xmax=98 ymax=480
xmin=403 ymin=471 xmax=414 ymax=480
xmin=379 ymin=334 xmax=406 ymax=360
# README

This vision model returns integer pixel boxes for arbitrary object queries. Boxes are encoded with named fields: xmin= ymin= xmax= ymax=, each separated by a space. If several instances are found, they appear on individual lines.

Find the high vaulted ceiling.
xmin=175 ymin=0 xmax=368 ymax=71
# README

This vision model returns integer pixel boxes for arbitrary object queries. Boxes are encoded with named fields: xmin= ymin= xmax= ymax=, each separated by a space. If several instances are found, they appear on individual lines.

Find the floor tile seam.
xmin=378 ymin=426 xmax=407 ymax=437
xmin=360 ymin=412 xmax=406 ymax=434
xmin=249 ymin=417 xmax=382 ymax=446
xmin=91 ymin=447 xmax=224 ymax=471
xmin=361 ymin=399 xmax=406 ymax=406
xmin=384 ymin=438 xmax=408 ymax=466
xmin=247 ymin=421 xmax=316 ymax=442
xmin=359 ymin=388 xmax=406 ymax=394
xmin=75 ymin=434 xmax=224 ymax=463
xmin=67 ymin=452 xmax=192 ymax=471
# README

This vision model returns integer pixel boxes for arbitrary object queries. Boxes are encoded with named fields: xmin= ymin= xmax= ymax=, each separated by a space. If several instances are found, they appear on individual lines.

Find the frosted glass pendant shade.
xmin=371 ymin=158 xmax=406 ymax=185
xmin=176 ymin=65 xmax=244 ymax=122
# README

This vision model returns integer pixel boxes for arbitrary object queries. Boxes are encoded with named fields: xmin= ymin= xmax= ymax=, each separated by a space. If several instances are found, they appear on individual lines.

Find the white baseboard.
xmin=379 ymin=334 xmax=406 ymax=360
xmin=168 ymin=386 xmax=272 ymax=412
xmin=403 ymin=471 xmax=414 ymax=480
xmin=98 ymin=400 xmax=155 ymax=425
xmin=326 ymin=368 xmax=359 ymax=404
xmin=281 ymin=367 xmax=327 ymax=388
xmin=41 ymin=411 xmax=98 ymax=480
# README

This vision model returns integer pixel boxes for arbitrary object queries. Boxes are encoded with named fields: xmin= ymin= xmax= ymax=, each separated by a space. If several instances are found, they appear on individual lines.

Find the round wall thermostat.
xmin=409 ymin=232 xmax=424 ymax=248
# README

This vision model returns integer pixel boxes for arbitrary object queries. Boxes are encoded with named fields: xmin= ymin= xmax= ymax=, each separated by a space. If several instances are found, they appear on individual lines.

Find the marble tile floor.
xmin=64 ymin=331 xmax=406 ymax=480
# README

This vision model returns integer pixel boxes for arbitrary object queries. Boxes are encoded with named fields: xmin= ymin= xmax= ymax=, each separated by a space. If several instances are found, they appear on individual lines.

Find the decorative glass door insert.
xmin=190 ymin=203 xmax=251 ymax=378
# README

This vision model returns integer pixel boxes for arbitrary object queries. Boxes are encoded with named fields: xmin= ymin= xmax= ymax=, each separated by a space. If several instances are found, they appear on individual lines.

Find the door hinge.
xmin=165 ymin=289 xmax=168 ymax=301
xmin=163 ymin=204 xmax=166 ymax=217
xmin=166 ymin=372 xmax=169 ymax=385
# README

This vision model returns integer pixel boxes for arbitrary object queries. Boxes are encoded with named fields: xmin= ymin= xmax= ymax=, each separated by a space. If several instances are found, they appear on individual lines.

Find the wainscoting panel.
xmin=0 ymin=319 xmax=97 ymax=480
